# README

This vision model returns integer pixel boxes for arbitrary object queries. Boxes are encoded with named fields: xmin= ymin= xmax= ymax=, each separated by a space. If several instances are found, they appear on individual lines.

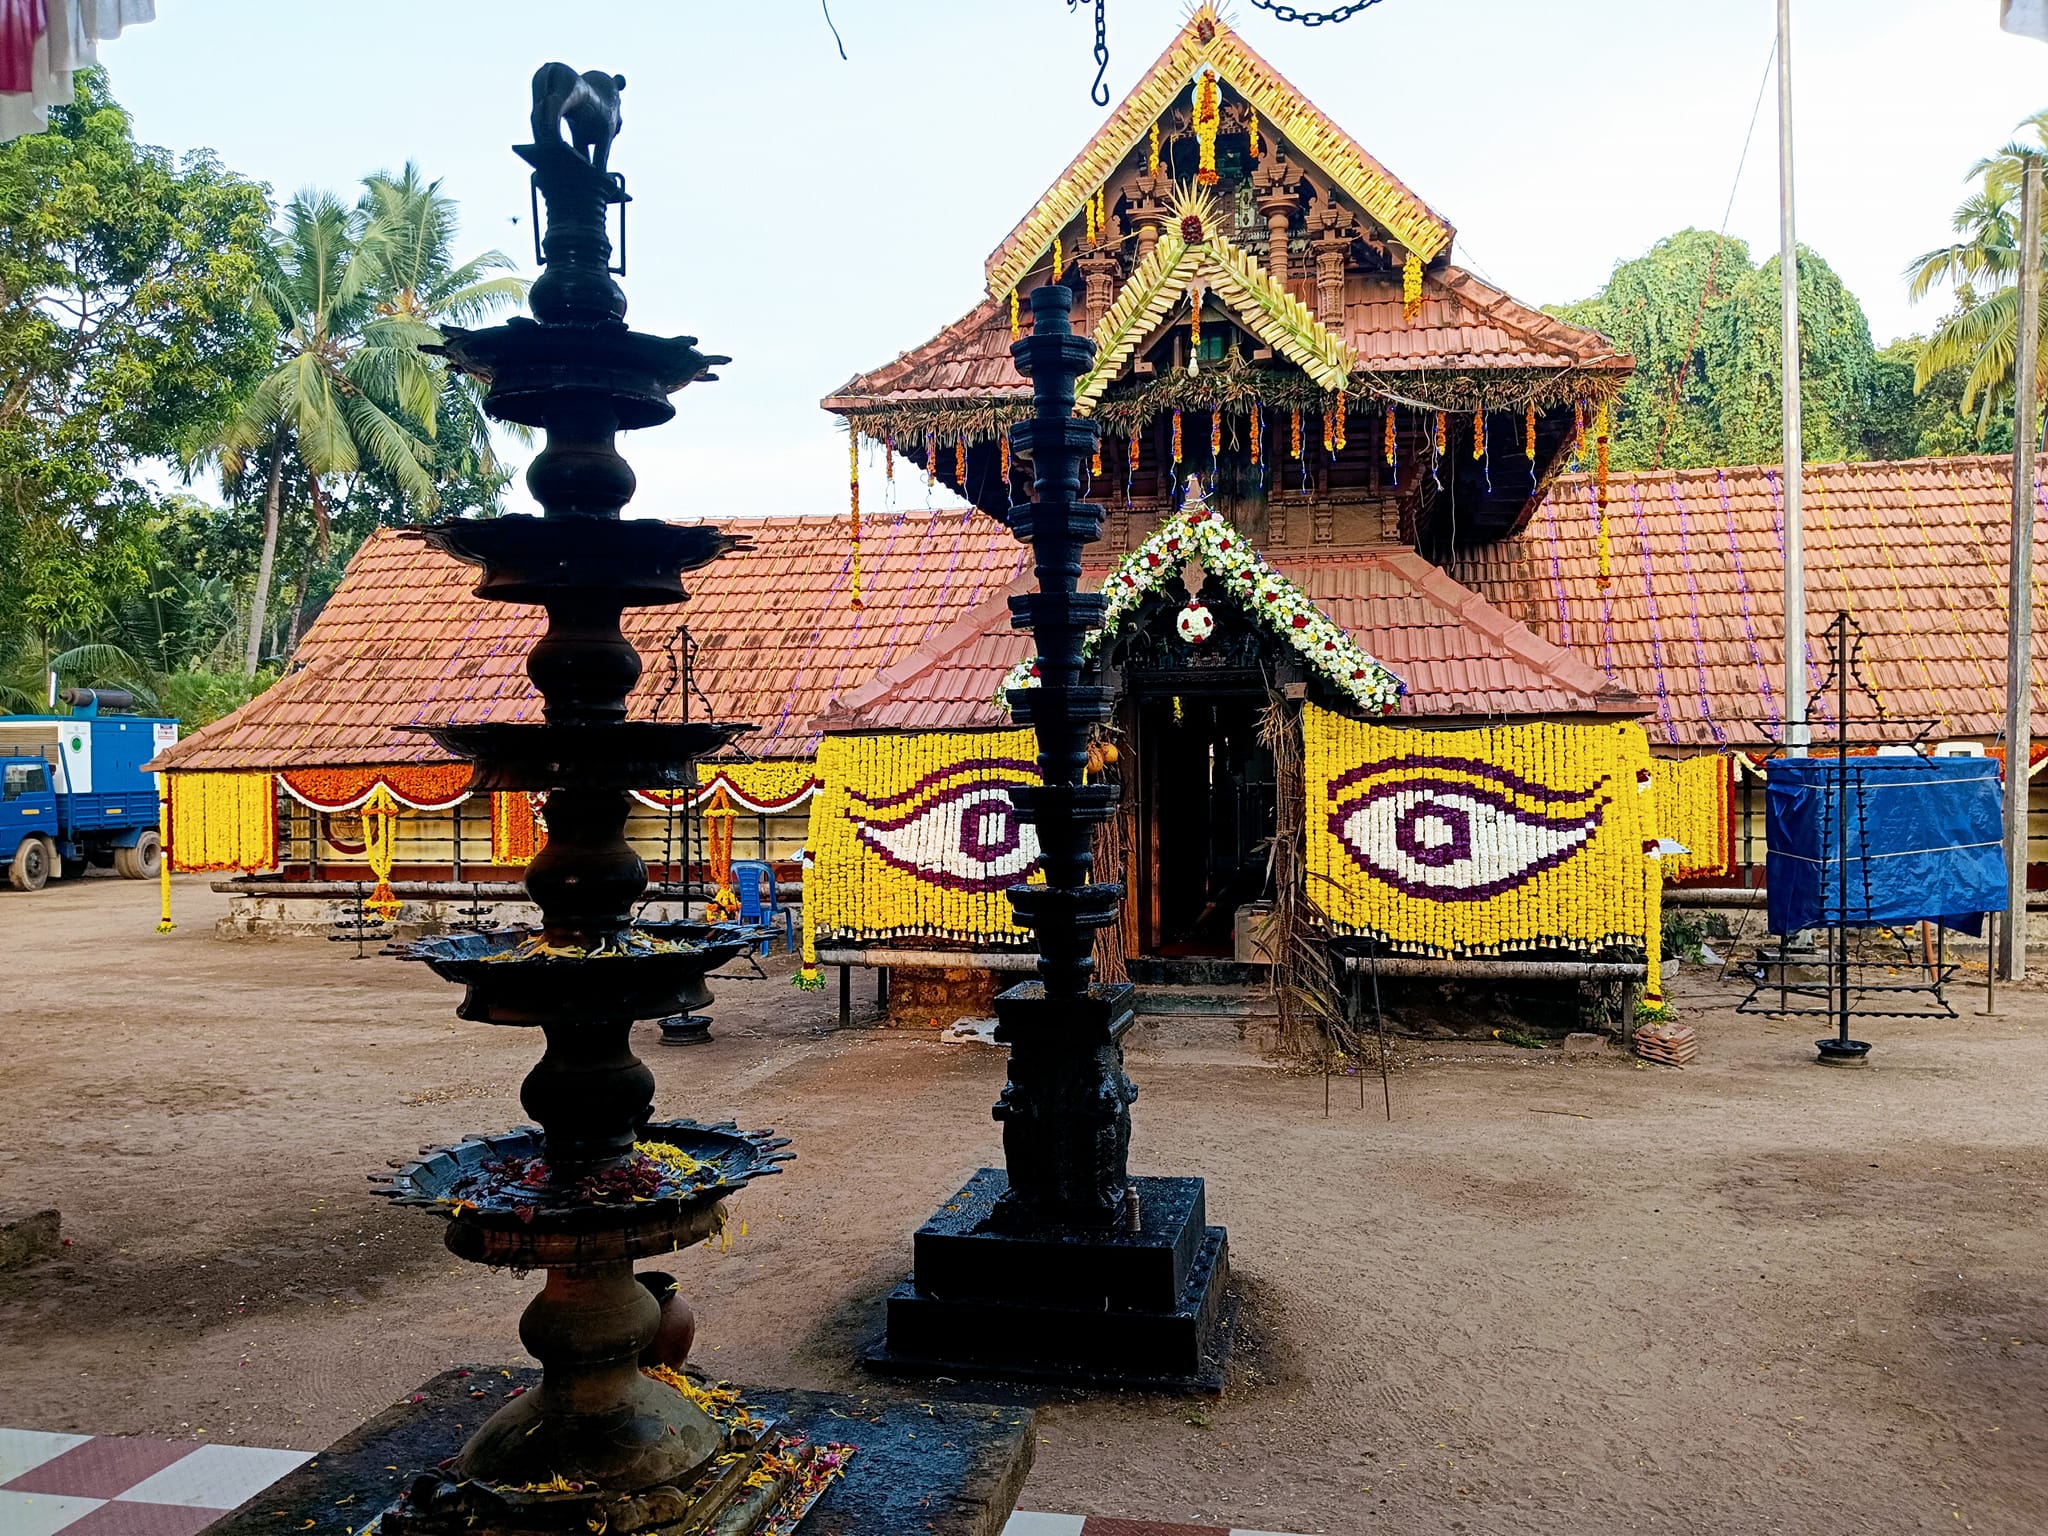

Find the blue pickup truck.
xmin=0 ymin=693 xmax=178 ymax=892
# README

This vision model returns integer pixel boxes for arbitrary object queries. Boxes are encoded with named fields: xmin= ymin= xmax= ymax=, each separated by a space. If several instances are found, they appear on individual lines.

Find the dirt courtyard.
xmin=4 ymin=877 xmax=2047 ymax=1534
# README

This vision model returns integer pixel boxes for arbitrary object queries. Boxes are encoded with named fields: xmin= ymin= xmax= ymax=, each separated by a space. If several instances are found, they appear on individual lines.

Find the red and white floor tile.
xmin=0 ymin=1430 xmax=1301 ymax=1536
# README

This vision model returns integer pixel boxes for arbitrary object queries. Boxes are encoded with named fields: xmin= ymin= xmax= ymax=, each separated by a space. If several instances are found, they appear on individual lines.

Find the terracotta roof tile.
xmin=1457 ymin=454 xmax=2047 ymax=747
xmin=831 ymin=544 xmax=1637 ymax=732
xmin=155 ymin=508 xmax=1031 ymax=773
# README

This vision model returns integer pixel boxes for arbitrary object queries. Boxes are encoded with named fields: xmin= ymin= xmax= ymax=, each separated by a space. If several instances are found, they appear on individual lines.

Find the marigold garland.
xmin=1303 ymin=710 xmax=1663 ymax=1000
xmin=797 ymin=729 xmax=1043 ymax=987
xmin=1384 ymin=405 xmax=1397 ymax=468
xmin=1472 ymin=409 xmax=1485 ymax=460
xmin=956 ymin=433 xmax=968 ymax=484
xmin=361 ymin=785 xmax=402 ymax=919
xmin=1000 ymin=433 xmax=1012 ymax=481
xmin=1249 ymin=403 xmax=1262 ymax=464
xmin=1333 ymin=397 xmax=1347 ymax=451
xmin=491 ymin=791 xmax=544 ymax=866
xmin=704 ymin=786 xmax=741 ymax=921
xmin=1148 ymin=123 xmax=1161 ymax=176
xmin=847 ymin=429 xmax=864 ymax=613
xmin=1053 ymin=236 xmax=1063 ymax=283
xmin=1650 ymin=754 xmax=1734 ymax=880
xmin=1291 ymin=407 xmax=1302 ymax=460
xmin=1322 ymin=409 xmax=1334 ymax=454
xmin=1009 ymin=287 xmax=1020 ymax=340
xmin=884 ymin=432 xmax=894 ymax=480
xmin=1434 ymin=411 xmax=1446 ymax=457
xmin=1209 ymin=409 xmax=1222 ymax=458
xmin=1084 ymin=193 xmax=1097 ymax=246
xmin=924 ymin=428 xmax=936 ymax=487
xmin=1524 ymin=403 xmax=1538 ymax=461
xmin=279 ymin=764 xmax=471 ymax=813
xmin=1092 ymin=439 xmax=1103 ymax=477
xmin=1172 ymin=407 xmax=1183 ymax=463
xmin=155 ymin=774 xmax=174 ymax=932
xmin=1402 ymin=252 xmax=1423 ymax=321
xmin=1193 ymin=72 xmax=1221 ymax=187
xmin=1247 ymin=108 xmax=1260 ymax=158
xmin=166 ymin=772 xmax=277 ymax=873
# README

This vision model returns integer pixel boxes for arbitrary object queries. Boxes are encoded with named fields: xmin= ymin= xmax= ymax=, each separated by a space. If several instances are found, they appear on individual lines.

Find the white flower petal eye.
xmin=854 ymin=783 xmax=1041 ymax=894
xmin=1330 ymin=773 xmax=1608 ymax=901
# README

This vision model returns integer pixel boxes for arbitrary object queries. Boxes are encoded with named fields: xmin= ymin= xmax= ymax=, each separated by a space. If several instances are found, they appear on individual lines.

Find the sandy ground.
xmin=4 ymin=876 xmax=2048 ymax=1534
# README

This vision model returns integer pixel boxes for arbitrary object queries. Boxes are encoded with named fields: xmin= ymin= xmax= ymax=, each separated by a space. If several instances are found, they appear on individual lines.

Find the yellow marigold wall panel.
xmin=167 ymin=772 xmax=278 ymax=873
xmin=1651 ymin=754 xmax=1733 ymax=880
xmin=802 ymin=731 xmax=1043 ymax=962
xmin=1302 ymin=709 xmax=1662 ymax=994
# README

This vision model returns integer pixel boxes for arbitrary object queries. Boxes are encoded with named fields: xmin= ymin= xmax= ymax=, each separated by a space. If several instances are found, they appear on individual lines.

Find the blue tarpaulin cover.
xmin=1766 ymin=755 xmax=2007 ymax=935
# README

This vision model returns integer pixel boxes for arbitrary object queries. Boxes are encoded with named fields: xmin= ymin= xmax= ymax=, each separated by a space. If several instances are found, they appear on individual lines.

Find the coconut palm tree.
xmin=356 ymin=163 xmax=527 ymax=489
xmin=206 ymin=176 xmax=525 ymax=675
xmin=1905 ymin=111 xmax=2048 ymax=429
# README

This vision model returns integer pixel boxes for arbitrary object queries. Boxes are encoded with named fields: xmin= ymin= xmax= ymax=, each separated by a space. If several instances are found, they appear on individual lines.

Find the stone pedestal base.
xmin=198 ymin=1367 xmax=1034 ymax=1536
xmin=868 ymin=1168 xmax=1232 ymax=1393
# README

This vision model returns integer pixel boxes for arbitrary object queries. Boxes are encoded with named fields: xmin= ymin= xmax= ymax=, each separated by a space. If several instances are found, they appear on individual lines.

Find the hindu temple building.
xmin=151 ymin=8 xmax=2048 ymax=1009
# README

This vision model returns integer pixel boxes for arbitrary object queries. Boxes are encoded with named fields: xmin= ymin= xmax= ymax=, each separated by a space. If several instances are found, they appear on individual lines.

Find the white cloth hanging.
xmin=0 ymin=0 xmax=155 ymax=143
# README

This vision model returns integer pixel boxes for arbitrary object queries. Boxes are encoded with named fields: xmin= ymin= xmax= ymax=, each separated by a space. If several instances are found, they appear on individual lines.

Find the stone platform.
xmin=869 ymin=1169 xmax=1232 ymax=1394
xmin=199 ymin=1367 xmax=1033 ymax=1536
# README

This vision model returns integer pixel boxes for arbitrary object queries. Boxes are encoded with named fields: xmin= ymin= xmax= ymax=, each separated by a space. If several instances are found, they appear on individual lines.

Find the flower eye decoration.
xmin=1325 ymin=757 xmax=1612 ymax=901
xmin=843 ymin=760 xmax=1041 ymax=894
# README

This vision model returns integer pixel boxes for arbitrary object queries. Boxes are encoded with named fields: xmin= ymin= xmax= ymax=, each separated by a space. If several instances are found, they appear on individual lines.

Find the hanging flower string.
xmin=1333 ymin=397 xmax=1347 ymax=452
xmin=1009 ymin=287 xmax=1020 ymax=340
xmin=1472 ymin=409 xmax=1485 ymax=460
xmin=1172 ymin=407 xmax=1184 ymax=463
xmin=1209 ymin=409 xmax=1222 ymax=459
xmin=1247 ymin=108 xmax=1260 ymax=158
xmin=1595 ymin=400 xmax=1613 ymax=590
xmin=847 ymin=430 xmax=864 ymax=613
xmin=1193 ymin=71 xmax=1221 ymax=186
xmin=361 ymin=785 xmax=402 ymax=920
xmin=1000 ymin=488 xmax=1405 ymax=716
xmin=1249 ymin=403 xmax=1262 ymax=465
xmin=1053 ymin=236 xmax=1063 ymax=283
xmin=1524 ymin=403 xmax=1538 ymax=462
xmin=1148 ymin=122 xmax=1161 ymax=176
xmin=1321 ymin=408 xmax=1334 ymax=454
xmin=1000 ymin=432 xmax=1012 ymax=482
xmin=1434 ymin=412 xmax=1446 ymax=458
xmin=1290 ymin=407 xmax=1302 ymax=460
xmin=1384 ymin=405 xmax=1397 ymax=469
xmin=1402 ymin=252 xmax=1423 ymax=321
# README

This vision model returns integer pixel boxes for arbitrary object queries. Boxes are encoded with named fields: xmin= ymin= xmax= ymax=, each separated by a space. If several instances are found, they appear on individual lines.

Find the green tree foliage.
xmin=1549 ymin=230 xmax=1898 ymax=470
xmin=0 ymin=70 xmax=273 ymax=675
xmin=1905 ymin=110 xmax=2047 ymax=430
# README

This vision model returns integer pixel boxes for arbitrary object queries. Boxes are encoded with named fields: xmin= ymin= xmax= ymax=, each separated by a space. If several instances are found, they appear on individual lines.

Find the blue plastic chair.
xmin=730 ymin=859 xmax=794 ymax=955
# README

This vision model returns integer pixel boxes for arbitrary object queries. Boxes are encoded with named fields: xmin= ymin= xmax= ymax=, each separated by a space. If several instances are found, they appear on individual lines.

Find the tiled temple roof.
xmin=1455 ymin=455 xmax=2048 ymax=747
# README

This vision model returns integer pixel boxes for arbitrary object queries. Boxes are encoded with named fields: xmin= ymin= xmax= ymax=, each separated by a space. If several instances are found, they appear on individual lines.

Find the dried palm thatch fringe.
xmin=1258 ymin=695 xmax=1367 ymax=1083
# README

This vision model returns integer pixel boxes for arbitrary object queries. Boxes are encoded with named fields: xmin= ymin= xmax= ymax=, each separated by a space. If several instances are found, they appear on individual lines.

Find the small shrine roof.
xmin=1455 ymin=454 xmax=2048 ymax=747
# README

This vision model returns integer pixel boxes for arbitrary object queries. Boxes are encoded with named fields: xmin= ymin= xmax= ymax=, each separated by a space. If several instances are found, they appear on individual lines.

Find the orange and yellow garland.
xmin=703 ymin=785 xmax=741 ymax=921
xmin=1193 ymin=72 xmax=1221 ymax=186
xmin=360 ymin=785 xmax=403 ymax=919
xmin=1402 ymin=252 xmax=1423 ymax=321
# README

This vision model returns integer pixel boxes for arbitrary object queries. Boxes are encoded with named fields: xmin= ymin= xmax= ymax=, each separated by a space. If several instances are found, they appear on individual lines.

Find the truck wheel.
xmin=114 ymin=829 xmax=161 ymax=880
xmin=8 ymin=835 xmax=51 ymax=892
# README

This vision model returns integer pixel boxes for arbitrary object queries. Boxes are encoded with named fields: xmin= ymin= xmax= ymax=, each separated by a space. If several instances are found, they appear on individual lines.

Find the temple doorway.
xmin=1135 ymin=686 xmax=1276 ymax=957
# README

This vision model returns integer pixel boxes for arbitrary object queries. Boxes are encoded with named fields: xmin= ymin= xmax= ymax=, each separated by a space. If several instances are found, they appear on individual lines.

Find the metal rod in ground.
xmin=1984 ymin=910 xmax=1999 ymax=1016
xmin=2000 ymin=152 xmax=2042 ymax=981
xmin=1837 ymin=613 xmax=1850 ymax=1048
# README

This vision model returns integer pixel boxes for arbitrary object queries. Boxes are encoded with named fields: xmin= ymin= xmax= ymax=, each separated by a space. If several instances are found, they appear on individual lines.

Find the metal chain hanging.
xmin=1066 ymin=0 xmax=1110 ymax=105
xmin=1069 ymin=0 xmax=1393 ymax=103
xmin=1245 ymin=0 xmax=1390 ymax=23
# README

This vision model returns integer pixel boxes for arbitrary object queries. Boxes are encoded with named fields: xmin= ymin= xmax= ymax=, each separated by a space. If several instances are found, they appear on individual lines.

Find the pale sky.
xmin=104 ymin=1 xmax=2046 ymax=521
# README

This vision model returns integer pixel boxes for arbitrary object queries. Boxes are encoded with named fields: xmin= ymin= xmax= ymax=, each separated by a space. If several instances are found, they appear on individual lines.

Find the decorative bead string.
xmin=1664 ymin=479 xmax=1727 ymax=744
xmin=1541 ymin=487 xmax=1574 ymax=654
xmin=1716 ymin=469 xmax=1779 ymax=737
xmin=1628 ymin=482 xmax=1677 ymax=743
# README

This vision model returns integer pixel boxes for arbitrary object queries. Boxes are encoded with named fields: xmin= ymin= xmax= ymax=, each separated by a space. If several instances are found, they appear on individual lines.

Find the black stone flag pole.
xmin=871 ymin=284 xmax=1232 ymax=1391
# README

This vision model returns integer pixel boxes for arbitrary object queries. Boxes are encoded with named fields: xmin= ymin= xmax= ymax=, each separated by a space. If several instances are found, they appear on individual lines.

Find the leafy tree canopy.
xmin=0 ymin=69 xmax=273 ymax=649
xmin=1548 ymin=230 xmax=1906 ymax=471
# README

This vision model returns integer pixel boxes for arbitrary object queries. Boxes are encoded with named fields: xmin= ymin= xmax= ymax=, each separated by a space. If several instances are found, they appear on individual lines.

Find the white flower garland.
xmin=999 ymin=503 xmax=1406 ymax=715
